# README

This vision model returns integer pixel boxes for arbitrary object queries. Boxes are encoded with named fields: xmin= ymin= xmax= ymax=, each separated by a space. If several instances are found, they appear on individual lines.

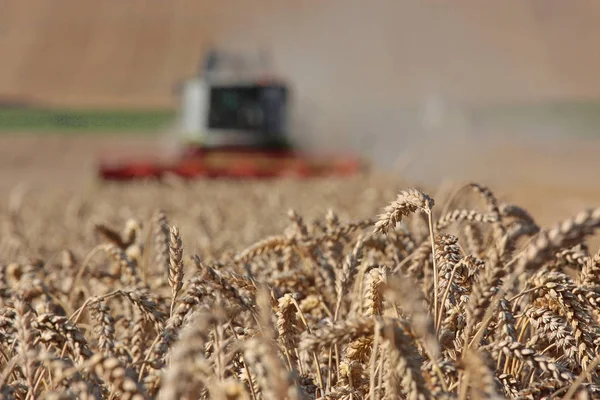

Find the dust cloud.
xmin=210 ymin=0 xmax=600 ymax=186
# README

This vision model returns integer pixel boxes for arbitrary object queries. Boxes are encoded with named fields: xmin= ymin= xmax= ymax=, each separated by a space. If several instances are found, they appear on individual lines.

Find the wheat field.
xmin=2 ymin=135 xmax=600 ymax=399
xmin=2 ymin=162 xmax=600 ymax=400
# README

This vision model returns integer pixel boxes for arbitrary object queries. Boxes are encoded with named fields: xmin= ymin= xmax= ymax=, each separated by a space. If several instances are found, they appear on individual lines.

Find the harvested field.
xmin=2 ymin=134 xmax=600 ymax=399
xmin=3 ymin=0 xmax=600 ymax=108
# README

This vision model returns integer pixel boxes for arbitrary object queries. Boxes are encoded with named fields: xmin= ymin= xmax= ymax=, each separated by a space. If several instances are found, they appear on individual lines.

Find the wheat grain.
xmin=373 ymin=188 xmax=434 ymax=234
xmin=167 ymin=226 xmax=184 ymax=316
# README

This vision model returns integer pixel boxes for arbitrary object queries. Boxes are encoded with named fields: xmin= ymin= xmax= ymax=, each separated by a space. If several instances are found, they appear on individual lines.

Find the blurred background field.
xmin=1 ymin=0 xmax=600 ymax=226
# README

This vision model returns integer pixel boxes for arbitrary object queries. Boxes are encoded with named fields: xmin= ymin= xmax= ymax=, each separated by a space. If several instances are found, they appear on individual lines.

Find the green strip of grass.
xmin=469 ymin=99 xmax=600 ymax=136
xmin=0 ymin=108 xmax=176 ymax=133
xmin=4 ymin=99 xmax=600 ymax=136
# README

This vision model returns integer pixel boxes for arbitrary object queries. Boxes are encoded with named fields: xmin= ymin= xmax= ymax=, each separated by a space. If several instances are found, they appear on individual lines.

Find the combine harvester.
xmin=98 ymin=49 xmax=363 ymax=181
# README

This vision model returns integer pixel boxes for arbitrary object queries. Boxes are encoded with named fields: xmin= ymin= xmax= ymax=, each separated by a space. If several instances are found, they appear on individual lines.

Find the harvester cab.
xmin=177 ymin=48 xmax=291 ymax=151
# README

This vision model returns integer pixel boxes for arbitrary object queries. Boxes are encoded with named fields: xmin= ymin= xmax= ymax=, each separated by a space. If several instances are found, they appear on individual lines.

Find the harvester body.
xmin=98 ymin=49 xmax=362 ymax=181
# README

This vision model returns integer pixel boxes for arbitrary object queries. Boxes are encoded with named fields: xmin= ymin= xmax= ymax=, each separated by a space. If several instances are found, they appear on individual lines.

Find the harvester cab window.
xmin=207 ymin=85 xmax=287 ymax=136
